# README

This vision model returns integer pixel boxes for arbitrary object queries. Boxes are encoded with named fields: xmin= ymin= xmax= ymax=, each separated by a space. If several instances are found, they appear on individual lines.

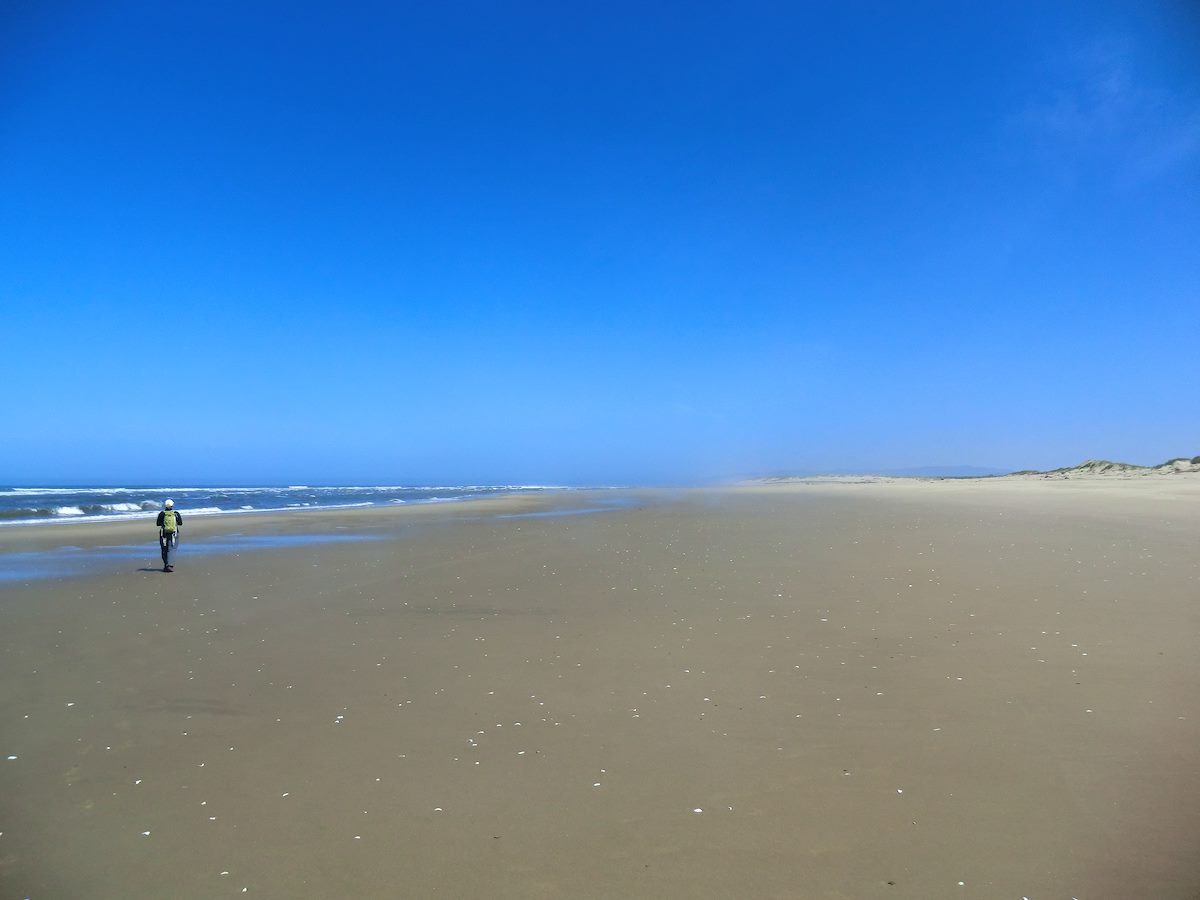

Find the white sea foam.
xmin=1 ymin=487 xmax=245 ymax=497
xmin=1 ymin=487 xmax=204 ymax=496
xmin=2 ymin=503 xmax=355 ymax=527
xmin=0 ymin=485 xmax=585 ymax=527
xmin=0 ymin=484 xmax=571 ymax=498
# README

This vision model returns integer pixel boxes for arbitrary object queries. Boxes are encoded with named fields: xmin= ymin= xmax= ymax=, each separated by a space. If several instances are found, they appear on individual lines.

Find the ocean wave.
xmin=0 ymin=486 xmax=352 ymax=497
xmin=0 ymin=484 xmax=570 ymax=498
xmin=0 ymin=487 xmax=229 ymax=496
xmin=0 ymin=502 xmax=161 ymax=519
xmin=0 ymin=485 xmax=581 ymax=527
xmin=0 ymin=501 xmax=378 ymax=525
xmin=0 ymin=507 xmax=54 ymax=520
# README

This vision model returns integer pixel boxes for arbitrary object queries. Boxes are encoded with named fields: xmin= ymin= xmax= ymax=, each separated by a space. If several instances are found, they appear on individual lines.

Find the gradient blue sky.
xmin=3 ymin=1 xmax=1198 ymax=485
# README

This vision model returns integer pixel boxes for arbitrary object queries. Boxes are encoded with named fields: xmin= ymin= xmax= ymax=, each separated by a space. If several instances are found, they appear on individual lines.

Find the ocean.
xmin=0 ymin=485 xmax=568 ymax=527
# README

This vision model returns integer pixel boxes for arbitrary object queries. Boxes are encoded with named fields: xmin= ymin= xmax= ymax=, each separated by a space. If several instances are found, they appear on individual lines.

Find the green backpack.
xmin=162 ymin=510 xmax=177 ymax=533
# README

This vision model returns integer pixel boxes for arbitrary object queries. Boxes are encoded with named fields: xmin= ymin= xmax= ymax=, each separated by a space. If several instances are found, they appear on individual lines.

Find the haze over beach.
xmin=3 ymin=2 xmax=1200 ymax=898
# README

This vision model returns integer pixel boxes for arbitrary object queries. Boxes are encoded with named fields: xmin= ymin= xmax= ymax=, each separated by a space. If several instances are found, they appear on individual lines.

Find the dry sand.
xmin=2 ymin=481 xmax=1199 ymax=898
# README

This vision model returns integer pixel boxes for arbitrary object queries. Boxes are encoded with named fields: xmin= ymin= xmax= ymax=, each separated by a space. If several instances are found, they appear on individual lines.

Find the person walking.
xmin=156 ymin=498 xmax=182 ymax=572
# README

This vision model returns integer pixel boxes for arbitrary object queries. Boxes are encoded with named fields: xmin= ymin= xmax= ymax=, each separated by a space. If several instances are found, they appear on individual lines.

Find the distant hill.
xmin=1010 ymin=456 xmax=1200 ymax=477
xmin=749 ymin=455 xmax=1200 ymax=485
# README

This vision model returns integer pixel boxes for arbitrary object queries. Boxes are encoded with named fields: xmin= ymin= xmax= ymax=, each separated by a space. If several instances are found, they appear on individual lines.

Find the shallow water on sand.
xmin=0 ymin=533 xmax=385 ymax=583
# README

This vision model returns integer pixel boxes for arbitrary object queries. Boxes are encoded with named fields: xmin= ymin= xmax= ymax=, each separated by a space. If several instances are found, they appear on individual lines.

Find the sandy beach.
xmin=2 ymin=480 xmax=1199 ymax=899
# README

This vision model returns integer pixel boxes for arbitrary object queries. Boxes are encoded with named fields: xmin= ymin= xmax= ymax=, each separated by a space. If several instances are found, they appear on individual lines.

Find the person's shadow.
xmin=136 ymin=567 xmax=167 ymax=573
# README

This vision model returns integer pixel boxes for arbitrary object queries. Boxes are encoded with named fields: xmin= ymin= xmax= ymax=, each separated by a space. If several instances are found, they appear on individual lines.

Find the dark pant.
xmin=161 ymin=532 xmax=178 ymax=568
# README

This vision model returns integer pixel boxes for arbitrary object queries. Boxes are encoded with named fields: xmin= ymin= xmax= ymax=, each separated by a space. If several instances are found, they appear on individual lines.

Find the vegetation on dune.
xmin=1013 ymin=455 xmax=1200 ymax=476
xmin=758 ymin=455 xmax=1198 ymax=481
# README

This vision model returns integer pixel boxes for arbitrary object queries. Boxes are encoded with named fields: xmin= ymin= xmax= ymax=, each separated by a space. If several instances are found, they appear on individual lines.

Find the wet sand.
xmin=2 ymin=481 xmax=1199 ymax=898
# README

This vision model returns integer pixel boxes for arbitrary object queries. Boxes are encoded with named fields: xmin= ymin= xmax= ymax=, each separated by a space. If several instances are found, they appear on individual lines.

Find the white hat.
xmin=164 ymin=499 xmax=174 ymax=508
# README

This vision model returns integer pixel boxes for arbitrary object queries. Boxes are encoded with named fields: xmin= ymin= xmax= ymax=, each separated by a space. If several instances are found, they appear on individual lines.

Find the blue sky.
xmin=2 ymin=1 xmax=1197 ymax=485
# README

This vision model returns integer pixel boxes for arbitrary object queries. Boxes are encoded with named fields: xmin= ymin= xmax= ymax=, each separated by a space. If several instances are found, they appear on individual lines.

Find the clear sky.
xmin=2 ymin=1 xmax=1197 ymax=485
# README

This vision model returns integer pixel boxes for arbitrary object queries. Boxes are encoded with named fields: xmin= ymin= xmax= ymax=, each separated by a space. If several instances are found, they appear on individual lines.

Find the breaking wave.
xmin=0 ymin=485 xmax=576 ymax=526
